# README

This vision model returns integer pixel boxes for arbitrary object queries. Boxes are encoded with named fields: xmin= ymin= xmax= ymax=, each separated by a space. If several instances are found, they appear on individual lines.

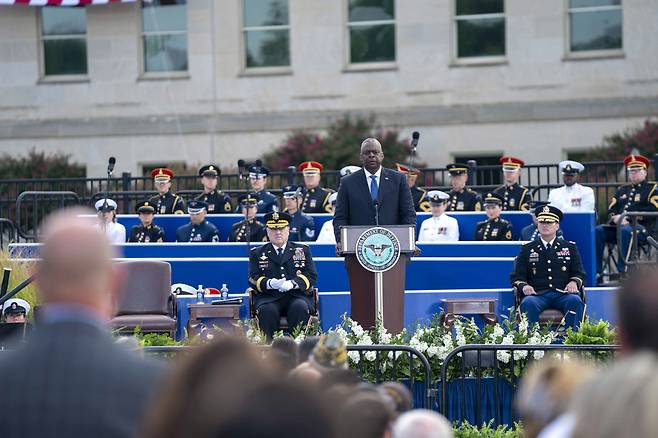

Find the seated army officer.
xmin=175 ymin=200 xmax=220 ymax=242
xmin=511 ymin=205 xmax=586 ymax=331
xmin=474 ymin=193 xmax=513 ymax=241
xmin=129 ymin=201 xmax=165 ymax=242
xmin=228 ymin=193 xmax=267 ymax=242
xmin=248 ymin=212 xmax=317 ymax=340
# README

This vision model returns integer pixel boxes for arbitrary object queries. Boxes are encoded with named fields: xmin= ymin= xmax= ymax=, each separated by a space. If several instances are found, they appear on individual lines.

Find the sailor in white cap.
xmin=340 ymin=165 xmax=361 ymax=178
xmin=2 ymin=298 xmax=31 ymax=324
xmin=547 ymin=161 xmax=595 ymax=212
xmin=417 ymin=191 xmax=460 ymax=242
xmin=94 ymin=198 xmax=126 ymax=244
xmin=315 ymin=192 xmax=338 ymax=243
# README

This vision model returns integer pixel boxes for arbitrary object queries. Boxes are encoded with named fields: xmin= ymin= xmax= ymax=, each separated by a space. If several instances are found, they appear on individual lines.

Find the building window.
xmin=347 ymin=0 xmax=396 ymax=64
xmin=141 ymin=0 xmax=188 ymax=73
xmin=568 ymin=0 xmax=622 ymax=52
xmin=454 ymin=0 xmax=505 ymax=59
xmin=243 ymin=0 xmax=290 ymax=69
xmin=40 ymin=7 xmax=88 ymax=76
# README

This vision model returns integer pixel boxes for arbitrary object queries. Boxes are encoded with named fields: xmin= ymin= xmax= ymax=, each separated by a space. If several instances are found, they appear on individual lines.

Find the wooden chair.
xmin=247 ymin=287 xmax=320 ymax=333
xmin=514 ymin=285 xmax=586 ymax=332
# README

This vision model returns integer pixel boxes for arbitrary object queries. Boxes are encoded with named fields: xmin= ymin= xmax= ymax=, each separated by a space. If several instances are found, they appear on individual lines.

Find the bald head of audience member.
xmin=617 ymin=268 xmax=658 ymax=352
xmin=392 ymin=410 xmax=453 ymax=438
xmin=36 ymin=208 xmax=119 ymax=319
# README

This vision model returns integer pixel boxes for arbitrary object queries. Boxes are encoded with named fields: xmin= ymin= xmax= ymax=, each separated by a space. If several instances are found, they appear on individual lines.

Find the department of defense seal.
xmin=355 ymin=227 xmax=401 ymax=273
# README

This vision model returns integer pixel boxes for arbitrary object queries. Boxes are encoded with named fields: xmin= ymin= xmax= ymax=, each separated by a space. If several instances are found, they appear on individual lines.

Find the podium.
xmin=340 ymin=225 xmax=416 ymax=333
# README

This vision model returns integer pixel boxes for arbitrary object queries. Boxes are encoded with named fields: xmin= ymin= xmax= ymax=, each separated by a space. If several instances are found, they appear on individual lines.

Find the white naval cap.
xmin=2 ymin=298 xmax=30 ymax=316
xmin=340 ymin=165 xmax=361 ymax=177
xmin=425 ymin=190 xmax=450 ymax=203
xmin=94 ymin=198 xmax=118 ymax=212
xmin=328 ymin=192 xmax=338 ymax=205
xmin=171 ymin=283 xmax=197 ymax=295
xmin=559 ymin=160 xmax=585 ymax=174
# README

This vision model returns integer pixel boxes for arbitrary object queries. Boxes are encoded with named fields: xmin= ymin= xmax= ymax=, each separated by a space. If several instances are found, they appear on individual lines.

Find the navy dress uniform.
xmin=128 ymin=201 xmax=165 ymax=243
xmin=446 ymin=163 xmax=482 ymax=211
xmin=148 ymin=168 xmax=186 ymax=214
xmin=474 ymin=193 xmax=513 ymax=241
xmin=245 ymin=164 xmax=279 ymax=214
xmin=175 ymin=201 xmax=220 ymax=242
xmin=298 ymin=161 xmax=335 ymax=213
xmin=228 ymin=194 xmax=268 ymax=242
xmin=2 ymin=298 xmax=30 ymax=322
xmin=396 ymin=163 xmax=431 ymax=212
xmin=511 ymin=205 xmax=586 ymax=330
xmin=494 ymin=157 xmax=532 ymax=211
xmin=595 ymin=154 xmax=658 ymax=275
xmin=282 ymin=185 xmax=316 ymax=241
xmin=196 ymin=164 xmax=233 ymax=213
xmin=248 ymin=212 xmax=318 ymax=339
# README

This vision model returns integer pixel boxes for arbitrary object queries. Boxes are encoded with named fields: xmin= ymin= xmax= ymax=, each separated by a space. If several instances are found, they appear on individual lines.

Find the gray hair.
xmin=392 ymin=410 xmax=453 ymax=438
xmin=360 ymin=137 xmax=382 ymax=154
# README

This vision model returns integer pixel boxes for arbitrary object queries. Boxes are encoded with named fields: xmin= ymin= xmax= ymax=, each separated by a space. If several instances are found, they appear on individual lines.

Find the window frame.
xmin=451 ymin=0 xmax=507 ymax=67
xmin=240 ymin=0 xmax=292 ymax=75
xmin=564 ymin=0 xmax=624 ymax=60
xmin=343 ymin=0 xmax=398 ymax=72
xmin=138 ymin=0 xmax=190 ymax=79
xmin=37 ymin=7 xmax=90 ymax=82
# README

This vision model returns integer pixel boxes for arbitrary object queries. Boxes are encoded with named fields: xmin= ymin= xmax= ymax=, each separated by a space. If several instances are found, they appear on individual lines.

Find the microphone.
xmin=373 ymin=200 xmax=380 ymax=226
xmin=411 ymin=131 xmax=420 ymax=150
xmin=107 ymin=157 xmax=116 ymax=174
xmin=237 ymin=159 xmax=246 ymax=180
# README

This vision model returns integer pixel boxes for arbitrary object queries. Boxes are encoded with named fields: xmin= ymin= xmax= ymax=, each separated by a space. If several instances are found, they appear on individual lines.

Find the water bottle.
xmin=220 ymin=283 xmax=229 ymax=301
xmin=196 ymin=284 xmax=205 ymax=304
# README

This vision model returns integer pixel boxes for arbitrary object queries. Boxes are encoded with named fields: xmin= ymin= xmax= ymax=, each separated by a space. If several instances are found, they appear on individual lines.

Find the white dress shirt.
xmin=364 ymin=167 xmax=382 ymax=198
xmin=418 ymin=214 xmax=460 ymax=242
xmin=316 ymin=219 xmax=336 ymax=244
xmin=548 ymin=183 xmax=595 ymax=212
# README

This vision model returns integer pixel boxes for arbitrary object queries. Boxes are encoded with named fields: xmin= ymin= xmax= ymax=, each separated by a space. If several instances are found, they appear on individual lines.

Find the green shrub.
xmin=453 ymin=421 xmax=523 ymax=438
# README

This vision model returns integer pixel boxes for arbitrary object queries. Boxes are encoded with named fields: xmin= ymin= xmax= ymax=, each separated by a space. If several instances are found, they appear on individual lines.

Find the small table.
xmin=187 ymin=303 xmax=241 ymax=336
xmin=440 ymin=298 xmax=498 ymax=328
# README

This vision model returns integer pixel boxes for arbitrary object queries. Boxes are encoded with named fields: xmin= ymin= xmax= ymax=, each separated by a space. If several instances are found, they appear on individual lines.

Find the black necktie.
xmin=545 ymin=242 xmax=551 ymax=251
xmin=277 ymin=248 xmax=284 ymax=257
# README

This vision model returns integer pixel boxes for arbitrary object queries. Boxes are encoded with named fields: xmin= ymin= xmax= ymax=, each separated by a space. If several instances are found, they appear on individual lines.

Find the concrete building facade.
xmin=0 ymin=0 xmax=656 ymax=177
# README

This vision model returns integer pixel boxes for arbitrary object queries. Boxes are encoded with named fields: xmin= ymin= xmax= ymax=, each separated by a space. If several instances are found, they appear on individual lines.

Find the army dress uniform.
xmin=595 ymin=154 xmax=658 ymax=274
xmin=396 ymin=163 xmax=431 ymax=212
xmin=197 ymin=190 xmax=232 ymax=214
xmin=447 ymin=188 xmax=481 ymax=212
xmin=129 ymin=200 xmax=165 ymax=242
xmin=129 ymin=224 xmax=165 ymax=243
xmin=229 ymin=219 xmax=267 ymax=242
xmin=493 ymin=183 xmax=531 ymax=211
xmin=298 ymin=161 xmax=335 ymax=213
xmin=474 ymin=217 xmax=513 ymax=241
xmin=511 ymin=205 xmax=585 ymax=330
xmin=248 ymin=212 xmax=318 ymax=339
xmin=148 ymin=191 xmax=186 ymax=215
xmin=301 ymin=187 xmax=334 ymax=213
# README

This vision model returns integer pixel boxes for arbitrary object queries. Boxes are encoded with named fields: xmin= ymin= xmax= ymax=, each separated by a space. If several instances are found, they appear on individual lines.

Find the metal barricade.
xmin=439 ymin=344 xmax=620 ymax=426
xmin=15 ymin=191 xmax=80 ymax=241
xmin=0 ymin=218 xmax=17 ymax=250
xmin=142 ymin=343 xmax=435 ymax=409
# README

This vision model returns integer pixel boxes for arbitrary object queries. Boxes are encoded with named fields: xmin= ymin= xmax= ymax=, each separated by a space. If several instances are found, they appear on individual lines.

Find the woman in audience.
xmin=570 ymin=353 xmax=658 ymax=438
xmin=515 ymin=358 xmax=595 ymax=438
xmin=94 ymin=198 xmax=126 ymax=243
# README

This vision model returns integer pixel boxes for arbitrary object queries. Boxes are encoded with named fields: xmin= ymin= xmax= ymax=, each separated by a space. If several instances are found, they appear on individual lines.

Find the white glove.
xmin=278 ymin=280 xmax=295 ymax=292
xmin=268 ymin=278 xmax=285 ymax=290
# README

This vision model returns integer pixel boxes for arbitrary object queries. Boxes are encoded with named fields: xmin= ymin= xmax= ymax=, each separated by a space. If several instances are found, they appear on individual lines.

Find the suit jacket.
xmin=0 ymin=320 xmax=164 ymax=438
xmin=333 ymin=167 xmax=416 ymax=242
xmin=248 ymin=241 xmax=317 ymax=309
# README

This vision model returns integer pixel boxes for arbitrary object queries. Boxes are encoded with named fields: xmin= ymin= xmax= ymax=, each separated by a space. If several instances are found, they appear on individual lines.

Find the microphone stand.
xmin=373 ymin=200 xmax=380 ymax=226
xmin=101 ymin=163 xmax=114 ymax=231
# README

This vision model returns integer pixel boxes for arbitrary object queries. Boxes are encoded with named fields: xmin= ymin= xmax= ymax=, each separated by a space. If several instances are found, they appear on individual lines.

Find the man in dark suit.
xmin=248 ymin=212 xmax=317 ymax=340
xmin=511 ymin=205 xmax=586 ymax=331
xmin=333 ymin=137 xmax=416 ymax=242
xmin=0 ymin=209 xmax=163 ymax=438
xmin=333 ymin=138 xmax=416 ymax=331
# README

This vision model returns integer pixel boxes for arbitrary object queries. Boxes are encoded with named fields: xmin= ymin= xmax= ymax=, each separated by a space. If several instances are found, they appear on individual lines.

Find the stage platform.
xmin=175 ymin=287 xmax=618 ymax=340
